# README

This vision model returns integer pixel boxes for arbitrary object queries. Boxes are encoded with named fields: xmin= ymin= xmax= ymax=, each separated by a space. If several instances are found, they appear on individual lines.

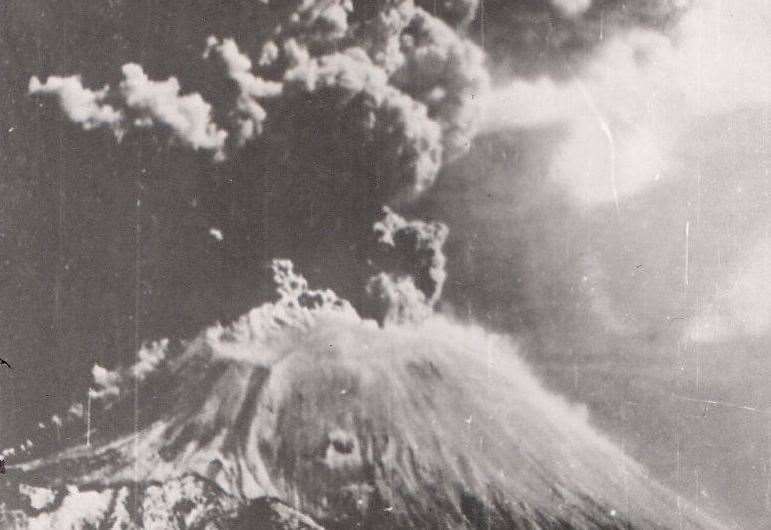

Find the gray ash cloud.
xmin=365 ymin=207 xmax=448 ymax=325
xmin=29 ymin=0 xmax=489 ymax=197
xmin=25 ymin=0 xmax=488 ymax=327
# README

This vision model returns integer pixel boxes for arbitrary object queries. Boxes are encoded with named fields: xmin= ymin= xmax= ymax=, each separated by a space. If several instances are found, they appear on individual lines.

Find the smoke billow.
xmin=365 ymin=272 xmax=433 ymax=325
xmin=27 ymin=76 xmax=122 ymax=132
xmin=90 ymin=339 xmax=168 ymax=403
xmin=26 ymin=0 xmax=492 ymax=323
xmin=203 ymin=37 xmax=283 ymax=147
xmin=382 ymin=5 xmax=490 ymax=158
xmin=29 ymin=65 xmax=229 ymax=159
xmin=29 ymin=0 xmax=488 ymax=196
xmin=365 ymin=206 xmax=448 ymax=324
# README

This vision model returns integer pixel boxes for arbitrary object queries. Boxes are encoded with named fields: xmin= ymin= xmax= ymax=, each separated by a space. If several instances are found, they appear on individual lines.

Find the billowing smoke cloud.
xmin=366 ymin=272 xmax=433 ymax=325
xmin=277 ymin=42 xmax=443 ymax=196
xmin=270 ymin=259 xmax=356 ymax=316
xmin=25 ymin=0 xmax=487 ymax=342
xmin=372 ymin=206 xmax=448 ymax=303
xmin=27 ymin=76 xmax=122 ymax=131
xmin=30 ymin=66 xmax=228 ymax=159
xmin=207 ymin=259 xmax=366 ymax=364
xmin=383 ymin=6 xmax=490 ymax=157
xmin=83 ymin=260 xmax=360 ymax=407
xmin=89 ymin=340 xmax=169 ymax=405
xmin=203 ymin=37 xmax=283 ymax=147
xmin=250 ymin=0 xmax=489 ymax=198
xmin=29 ymin=1 xmax=489 ymax=202
xmin=271 ymin=0 xmax=352 ymax=46
xmin=118 ymin=64 xmax=229 ymax=157
xmin=365 ymin=207 xmax=448 ymax=324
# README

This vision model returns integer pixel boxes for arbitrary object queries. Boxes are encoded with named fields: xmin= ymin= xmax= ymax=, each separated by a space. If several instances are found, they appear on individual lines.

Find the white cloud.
xmin=30 ymin=66 xmax=228 ymax=159
xmin=19 ymin=484 xmax=56 ymax=510
xmin=203 ymin=37 xmax=282 ymax=146
xmin=28 ymin=75 xmax=123 ymax=130
xmin=119 ymin=64 xmax=228 ymax=158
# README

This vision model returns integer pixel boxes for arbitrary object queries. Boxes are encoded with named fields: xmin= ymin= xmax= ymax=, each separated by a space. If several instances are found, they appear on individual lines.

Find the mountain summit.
xmin=0 ymin=262 xmax=724 ymax=529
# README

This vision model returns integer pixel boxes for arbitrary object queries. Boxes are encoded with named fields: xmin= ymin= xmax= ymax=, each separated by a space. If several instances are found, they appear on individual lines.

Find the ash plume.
xmin=30 ymin=66 xmax=228 ymax=159
xmin=365 ymin=272 xmax=433 ymax=325
xmin=90 ymin=260 xmax=358 ymax=406
xmin=18 ymin=4 xmax=494 ymax=439
xmin=203 ymin=37 xmax=283 ymax=147
xmin=25 ymin=3 xmax=489 ymax=324
xmin=276 ymin=43 xmax=443 ymax=197
xmin=23 ymin=2 xmax=491 ymax=364
xmin=365 ymin=206 xmax=448 ymax=325
xmin=29 ymin=0 xmax=489 ymax=200
xmin=27 ymin=76 xmax=122 ymax=132
xmin=117 ymin=64 xmax=229 ymax=157
xmin=266 ymin=258 xmax=360 ymax=323
xmin=376 ymin=4 xmax=490 ymax=157
xmin=89 ymin=339 xmax=168 ymax=404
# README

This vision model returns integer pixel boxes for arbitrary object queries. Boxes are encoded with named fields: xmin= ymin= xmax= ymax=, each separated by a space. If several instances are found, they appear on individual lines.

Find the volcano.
xmin=0 ymin=262 xmax=724 ymax=529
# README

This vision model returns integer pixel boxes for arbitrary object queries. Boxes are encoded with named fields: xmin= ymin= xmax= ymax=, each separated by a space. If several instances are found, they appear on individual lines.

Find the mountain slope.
xmin=1 ymin=263 xmax=725 ymax=529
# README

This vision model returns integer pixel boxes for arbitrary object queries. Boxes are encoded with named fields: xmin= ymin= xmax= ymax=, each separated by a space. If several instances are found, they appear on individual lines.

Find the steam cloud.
xmin=366 ymin=273 xmax=433 ymax=326
xmin=30 ymin=66 xmax=228 ymax=159
xmin=203 ymin=37 xmax=283 ymax=147
xmin=27 ymin=76 xmax=122 ymax=131
xmin=480 ymin=0 xmax=771 ymax=206
xmin=366 ymin=207 xmax=448 ymax=325
xmin=88 ymin=259 xmax=359 ymax=408
xmin=89 ymin=340 xmax=169 ymax=405
xmin=118 ymin=64 xmax=229 ymax=157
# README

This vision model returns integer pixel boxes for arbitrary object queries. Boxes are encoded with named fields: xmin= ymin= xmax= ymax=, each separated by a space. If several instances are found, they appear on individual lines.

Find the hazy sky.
xmin=444 ymin=3 xmax=770 ymax=525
